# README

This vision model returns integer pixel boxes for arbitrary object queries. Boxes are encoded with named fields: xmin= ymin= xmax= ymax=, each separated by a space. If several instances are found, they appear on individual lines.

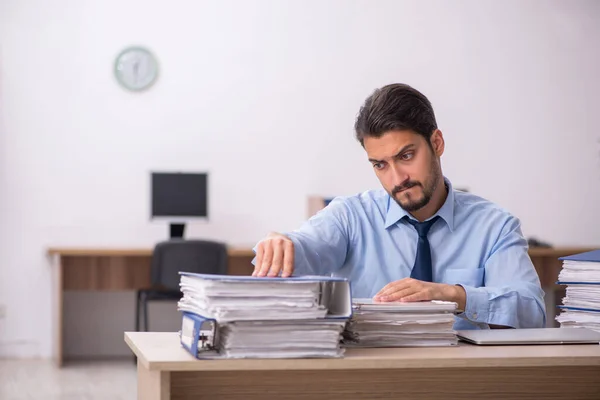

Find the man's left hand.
xmin=373 ymin=278 xmax=466 ymax=310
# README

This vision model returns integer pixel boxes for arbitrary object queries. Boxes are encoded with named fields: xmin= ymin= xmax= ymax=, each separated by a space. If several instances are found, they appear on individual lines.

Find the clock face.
xmin=114 ymin=47 xmax=158 ymax=91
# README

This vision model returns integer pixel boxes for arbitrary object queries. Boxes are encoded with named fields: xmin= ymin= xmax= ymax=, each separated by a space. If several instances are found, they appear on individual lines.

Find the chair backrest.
xmin=150 ymin=239 xmax=228 ymax=291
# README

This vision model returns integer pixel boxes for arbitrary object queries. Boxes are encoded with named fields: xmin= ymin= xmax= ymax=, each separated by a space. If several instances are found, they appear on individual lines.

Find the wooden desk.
xmin=125 ymin=331 xmax=600 ymax=400
xmin=47 ymin=247 xmax=256 ymax=290
xmin=48 ymin=247 xmax=256 ymax=366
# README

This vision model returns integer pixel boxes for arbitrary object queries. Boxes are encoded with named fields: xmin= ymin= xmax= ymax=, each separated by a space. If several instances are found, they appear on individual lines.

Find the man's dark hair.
xmin=354 ymin=83 xmax=438 ymax=146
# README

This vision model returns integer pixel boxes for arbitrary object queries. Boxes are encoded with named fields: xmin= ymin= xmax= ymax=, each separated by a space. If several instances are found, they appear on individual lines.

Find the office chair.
xmin=135 ymin=239 xmax=228 ymax=332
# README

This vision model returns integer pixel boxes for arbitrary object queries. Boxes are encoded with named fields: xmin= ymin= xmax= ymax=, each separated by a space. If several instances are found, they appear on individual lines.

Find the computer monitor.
xmin=151 ymin=172 xmax=208 ymax=238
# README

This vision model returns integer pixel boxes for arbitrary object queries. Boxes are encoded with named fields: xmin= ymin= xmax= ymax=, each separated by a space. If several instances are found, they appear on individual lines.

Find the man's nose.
xmin=390 ymin=163 xmax=409 ymax=186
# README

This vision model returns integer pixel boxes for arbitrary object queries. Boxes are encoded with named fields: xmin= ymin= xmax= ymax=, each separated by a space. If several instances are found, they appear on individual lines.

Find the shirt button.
xmin=472 ymin=313 xmax=478 ymax=319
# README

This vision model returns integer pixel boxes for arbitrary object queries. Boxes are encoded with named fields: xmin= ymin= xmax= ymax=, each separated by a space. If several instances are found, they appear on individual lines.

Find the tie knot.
xmin=406 ymin=216 xmax=440 ymax=238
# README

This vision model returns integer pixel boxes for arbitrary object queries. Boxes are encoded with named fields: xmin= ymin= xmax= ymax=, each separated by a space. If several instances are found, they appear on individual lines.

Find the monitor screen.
xmin=151 ymin=172 xmax=208 ymax=218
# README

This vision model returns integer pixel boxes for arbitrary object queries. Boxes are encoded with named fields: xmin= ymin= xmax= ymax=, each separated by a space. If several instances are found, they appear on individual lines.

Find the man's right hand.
xmin=253 ymin=232 xmax=295 ymax=277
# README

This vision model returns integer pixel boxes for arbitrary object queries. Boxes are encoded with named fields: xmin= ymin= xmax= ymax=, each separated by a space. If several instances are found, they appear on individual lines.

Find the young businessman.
xmin=252 ymin=83 xmax=546 ymax=329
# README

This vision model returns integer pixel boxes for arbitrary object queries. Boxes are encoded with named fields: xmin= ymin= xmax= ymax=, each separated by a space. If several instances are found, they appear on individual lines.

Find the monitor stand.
xmin=170 ymin=223 xmax=185 ymax=239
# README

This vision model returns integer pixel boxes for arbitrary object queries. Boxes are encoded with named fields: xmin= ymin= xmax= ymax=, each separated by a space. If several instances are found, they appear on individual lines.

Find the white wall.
xmin=1 ymin=0 xmax=599 ymax=358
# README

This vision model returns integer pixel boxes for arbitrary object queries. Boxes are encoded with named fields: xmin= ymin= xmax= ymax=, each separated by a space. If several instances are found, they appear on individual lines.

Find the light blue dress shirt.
xmin=256 ymin=178 xmax=546 ymax=330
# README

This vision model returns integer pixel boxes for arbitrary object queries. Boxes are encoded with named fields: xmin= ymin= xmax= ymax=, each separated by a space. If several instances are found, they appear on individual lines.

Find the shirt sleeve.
xmin=252 ymin=198 xmax=352 ymax=276
xmin=457 ymin=216 xmax=547 ymax=328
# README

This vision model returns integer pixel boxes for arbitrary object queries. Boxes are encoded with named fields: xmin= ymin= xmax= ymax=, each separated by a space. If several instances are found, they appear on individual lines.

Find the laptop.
xmin=457 ymin=328 xmax=600 ymax=345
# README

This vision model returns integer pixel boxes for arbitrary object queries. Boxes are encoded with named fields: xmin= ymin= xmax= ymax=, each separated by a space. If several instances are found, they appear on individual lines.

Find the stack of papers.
xmin=178 ymin=275 xmax=329 ymax=321
xmin=556 ymin=309 xmax=600 ymax=332
xmin=177 ymin=273 xmax=351 ymax=359
xmin=559 ymin=284 xmax=600 ymax=310
xmin=342 ymin=299 xmax=458 ymax=347
xmin=556 ymin=250 xmax=600 ymax=332
xmin=214 ymin=320 xmax=346 ymax=358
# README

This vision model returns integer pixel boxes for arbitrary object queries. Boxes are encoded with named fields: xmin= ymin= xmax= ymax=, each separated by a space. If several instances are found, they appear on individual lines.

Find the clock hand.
xmin=133 ymin=60 xmax=140 ymax=84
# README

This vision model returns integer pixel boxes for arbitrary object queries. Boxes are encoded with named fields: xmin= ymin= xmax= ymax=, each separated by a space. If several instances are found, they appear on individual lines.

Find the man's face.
xmin=363 ymin=130 xmax=442 ymax=212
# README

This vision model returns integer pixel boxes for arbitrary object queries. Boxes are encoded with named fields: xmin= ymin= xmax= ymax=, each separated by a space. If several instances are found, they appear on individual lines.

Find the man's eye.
xmin=373 ymin=162 xmax=384 ymax=170
xmin=401 ymin=152 xmax=414 ymax=161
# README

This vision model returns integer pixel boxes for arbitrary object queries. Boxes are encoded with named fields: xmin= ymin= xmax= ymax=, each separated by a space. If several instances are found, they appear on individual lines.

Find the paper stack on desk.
xmin=177 ymin=273 xmax=351 ymax=359
xmin=556 ymin=249 xmax=600 ymax=332
xmin=342 ymin=299 xmax=458 ymax=347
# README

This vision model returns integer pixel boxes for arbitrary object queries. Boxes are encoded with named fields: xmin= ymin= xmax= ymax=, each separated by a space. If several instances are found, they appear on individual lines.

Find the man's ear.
xmin=430 ymin=129 xmax=445 ymax=157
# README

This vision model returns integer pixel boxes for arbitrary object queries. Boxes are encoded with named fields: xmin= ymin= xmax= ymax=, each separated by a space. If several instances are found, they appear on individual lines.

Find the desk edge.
xmin=124 ymin=333 xmax=151 ymax=370
xmin=140 ymin=355 xmax=600 ymax=372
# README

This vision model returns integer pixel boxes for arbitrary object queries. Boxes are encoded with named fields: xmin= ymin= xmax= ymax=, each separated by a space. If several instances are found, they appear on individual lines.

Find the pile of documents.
xmin=556 ymin=249 xmax=600 ymax=332
xmin=342 ymin=299 xmax=458 ymax=347
xmin=177 ymin=273 xmax=351 ymax=359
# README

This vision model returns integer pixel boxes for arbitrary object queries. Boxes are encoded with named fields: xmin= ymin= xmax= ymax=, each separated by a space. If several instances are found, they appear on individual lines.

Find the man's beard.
xmin=391 ymin=160 xmax=441 ymax=212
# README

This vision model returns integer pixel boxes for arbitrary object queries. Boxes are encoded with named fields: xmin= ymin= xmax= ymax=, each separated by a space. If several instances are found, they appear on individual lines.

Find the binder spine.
xmin=180 ymin=312 xmax=219 ymax=358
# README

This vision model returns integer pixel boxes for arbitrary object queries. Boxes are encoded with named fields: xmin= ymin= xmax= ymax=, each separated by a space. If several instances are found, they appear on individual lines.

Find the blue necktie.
xmin=406 ymin=216 xmax=440 ymax=282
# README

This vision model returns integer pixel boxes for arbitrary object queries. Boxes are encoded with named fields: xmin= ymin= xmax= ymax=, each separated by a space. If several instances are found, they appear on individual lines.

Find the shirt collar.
xmin=384 ymin=176 xmax=455 ymax=232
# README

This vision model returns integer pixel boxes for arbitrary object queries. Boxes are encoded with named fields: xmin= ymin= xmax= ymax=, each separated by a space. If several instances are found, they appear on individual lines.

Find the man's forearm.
xmin=456 ymin=283 xmax=546 ymax=328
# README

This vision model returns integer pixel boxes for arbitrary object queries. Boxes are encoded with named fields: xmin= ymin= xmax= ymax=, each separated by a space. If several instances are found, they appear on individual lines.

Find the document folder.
xmin=558 ymin=249 xmax=600 ymax=262
xmin=179 ymin=312 xmax=349 ymax=359
xmin=556 ymin=249 xmax=600 ymax=285
xmin=178 ymin=273 xmax=353 ymax=319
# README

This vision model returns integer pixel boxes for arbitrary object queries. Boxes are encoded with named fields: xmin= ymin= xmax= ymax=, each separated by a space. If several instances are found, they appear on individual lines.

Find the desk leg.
xmin=51 ymin=255 xmax=64 ymax=367
xmin=538 ymin=256 xmax=555 ymax=327
xmin=532 ymin=255 xmax=560 ymax=327
xmin=137 ymin=360 xmax=170 ymax=400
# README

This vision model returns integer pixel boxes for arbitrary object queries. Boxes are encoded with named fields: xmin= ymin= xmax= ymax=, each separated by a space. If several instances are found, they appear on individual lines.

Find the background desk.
xmin=48 ymin=247 xmax=255 ymax=366
xmin=48 ymin=246 xmax=594 ymax=366
xmin=125 ymin=331 xmax=600 ymax=400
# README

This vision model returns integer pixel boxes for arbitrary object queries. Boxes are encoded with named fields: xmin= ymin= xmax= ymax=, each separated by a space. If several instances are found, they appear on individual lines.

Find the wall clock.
xmin=114 ymin=46 xmax=159 ymax=91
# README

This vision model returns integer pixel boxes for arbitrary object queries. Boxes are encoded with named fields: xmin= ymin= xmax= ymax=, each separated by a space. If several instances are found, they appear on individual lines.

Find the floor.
xmin=0 ymin=359 xmax=136 ymax=400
